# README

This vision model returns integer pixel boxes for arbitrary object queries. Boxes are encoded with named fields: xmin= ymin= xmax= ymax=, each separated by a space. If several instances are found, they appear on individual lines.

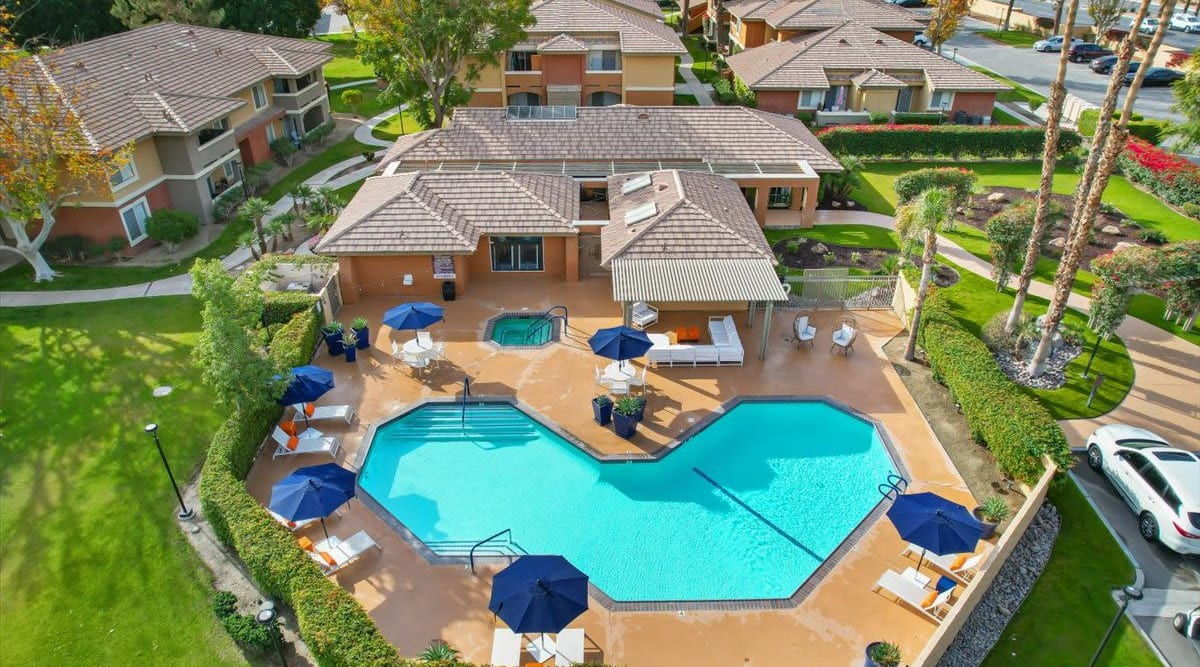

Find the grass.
xmin=765 ymin=224 xmax=899 ymax=250
xmin=981 ymin=481 xmax=1158 ymax=667
xmin=970 ymin=66 xmax=1048 ymax=106
xmin=673 ymin=93 xmax=699 ymax=106
xmin=991 ymin=107 xmax=1025 ymax=126
xmin=315 ymin=33 xmax=374 ymax=87
xmin=260 ymin=134 xmax=377 ymax=206
xmin=370 ymin=110 xmax=425 ymax=142
xmin=0 ymin=297 xmax=243 ymax=666
xmin=683 ymin=36 xmax=721 ymax=84
xmin=674 ymin=58 xmax=686 ymax=84
xmin=978 ymin=30 xmax=1040 ymax=48
xmin=330 ymin=84 xmax=393 ymax=119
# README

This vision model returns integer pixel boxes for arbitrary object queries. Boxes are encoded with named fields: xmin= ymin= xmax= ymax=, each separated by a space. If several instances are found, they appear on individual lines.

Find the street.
xmin=984 ymin=0 xmax=1200 ymax=51
xmin=945 ymin=17 xmax=1185 ymax=121
xmin=1072 ymin=456 xmax=1200 ymax=667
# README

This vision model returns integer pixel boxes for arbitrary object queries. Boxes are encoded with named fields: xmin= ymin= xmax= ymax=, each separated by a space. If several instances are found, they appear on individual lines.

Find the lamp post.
xmin=1087 ymin=585 xmax=1143 ymax=667
xmin=143 ymin=423 xmax=194 ymax=520
xmin=256 ymin=607 xmax=289 ymax=667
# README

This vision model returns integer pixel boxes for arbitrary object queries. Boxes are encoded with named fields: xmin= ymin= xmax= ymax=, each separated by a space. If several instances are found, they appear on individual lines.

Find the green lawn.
xmin=978 ymin=30 xmax=1040 ymax=48
xmin=765 ymin=223 xmax=900 ymax=250
xmin=260 ymin=134 xmax=377 ymax=205
xmin=673 ymin=93 xmax=699 ymax=106
xmin=982 ymin=481 xmax=1158 ymax=667
xmin=0 ymin=297 xmax=243 ymax=666
xmin=329 ymin=84 xmax=393 ymax=119
xmin=991 ymin=107 xmax=1025 ymax=126
xmin=683 ymin=36 xmax=721 ymax=84
xmin=370 ymin=110 xmax=425 ymax=142
xmin=970 ymin=66 xmax=1048 ymax=106
xmin=316 ymin=34 xmax=374 ymax=86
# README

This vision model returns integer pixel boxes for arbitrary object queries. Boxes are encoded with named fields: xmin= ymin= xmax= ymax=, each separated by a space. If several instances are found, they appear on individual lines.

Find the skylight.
xmin=625 ymin=202 xmax=657 ymax=225
xmin=621 ymin=173 xmax=652 ymax=195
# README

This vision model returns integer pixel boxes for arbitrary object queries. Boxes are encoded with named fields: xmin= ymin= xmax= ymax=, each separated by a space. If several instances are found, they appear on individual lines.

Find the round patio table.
xmin=402 ymin=338 xmax=432 ymax=355
xmin=603 ymin=361 xmax=635 ymax=383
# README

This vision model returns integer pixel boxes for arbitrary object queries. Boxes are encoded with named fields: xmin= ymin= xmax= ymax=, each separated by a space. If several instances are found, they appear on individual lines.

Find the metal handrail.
xmin=461 ymin=376 xmax=470 ymax=429
xmin=469 ymin=528 xmax=514 ymax=574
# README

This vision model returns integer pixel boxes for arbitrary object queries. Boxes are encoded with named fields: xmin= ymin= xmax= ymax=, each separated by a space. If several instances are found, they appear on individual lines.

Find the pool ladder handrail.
xmin=461 ymin=376 xmax=470 ymax=429
xmin=468 ymin=528 xmax=525 ymax=574
xmin=524 ymin=306 xmax=569 ymax=344
xmin=878 ymin=474 xmax=909 ymax=501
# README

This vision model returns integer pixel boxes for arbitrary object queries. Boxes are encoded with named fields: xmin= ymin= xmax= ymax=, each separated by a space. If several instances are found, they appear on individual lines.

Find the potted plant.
xmin=341 ymin=330 xmax=358 ymax=362
xmin=612 ymin=396 xmax=640 ymax=439
xmin=974 ymin=496 xmax=1011 ymax=540
xmin=865 ymin=640 xmax=901 ymax=667
xmin=592 ymin=395 xmax=613 ymax=426
xmin=631 ymin=395 xmax=647 ymax=421
xmin=322 ymin=321 xmax=345 ymax=356
xmin=351 ymin=317 xmax=370 ymax=349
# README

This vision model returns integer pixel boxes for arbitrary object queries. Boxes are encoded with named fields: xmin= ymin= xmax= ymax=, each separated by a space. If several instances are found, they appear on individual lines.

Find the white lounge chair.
xmin=555 ymin=628 xmax=585 ymax=665
xmin=271 ymin=426 xmax=341 ymax=460
xmin=831 ymin=317 xmax=858 ymax=355
xmin=309 ymin=530 xmax=380 ymax=574
xmin=292 ymin=403 xmax=355 ymax=424
xmin=630 ymin=301 xmax=659 ymax=329
xmin=873 ymin=569 xmax=953 ymax=622
xmin=903 ymin=543 xmax=990 ymax=582
xmin=791 ymin=313 xmax=817 ymax=347
xmin=268 ymin=509 xmax=320 ymax=532
xmin=490 ymin=628 xmax=521 ymax=667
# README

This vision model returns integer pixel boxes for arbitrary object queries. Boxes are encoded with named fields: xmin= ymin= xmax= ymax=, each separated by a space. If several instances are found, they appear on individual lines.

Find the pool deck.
xmin=245 ymin=276 xmax=983 ymax=667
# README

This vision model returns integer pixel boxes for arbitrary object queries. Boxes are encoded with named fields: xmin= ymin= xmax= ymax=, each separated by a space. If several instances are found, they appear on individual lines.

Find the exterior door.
xmin=578 ymin=235 xmax=607 ymax=276
xmin=895 ymin=87 xmax=913 ymax=112
xmin=741 ymin=187 xmax=757 ymax=210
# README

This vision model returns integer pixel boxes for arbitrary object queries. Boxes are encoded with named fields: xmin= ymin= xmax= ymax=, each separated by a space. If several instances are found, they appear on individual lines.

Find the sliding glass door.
xmin=490 ymin=236 xmax=544 ymax=272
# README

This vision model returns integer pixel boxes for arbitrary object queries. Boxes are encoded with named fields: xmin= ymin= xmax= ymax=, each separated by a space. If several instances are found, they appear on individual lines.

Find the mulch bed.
xmin=771 ymin=239 xmax=896 ymax=272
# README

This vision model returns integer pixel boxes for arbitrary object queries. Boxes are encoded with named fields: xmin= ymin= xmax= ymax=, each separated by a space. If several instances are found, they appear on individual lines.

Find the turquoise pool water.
xmin=489 ymin=316 xmax=552 ymax=346
xmin=359 ymin=401 xmax=896 ymax=602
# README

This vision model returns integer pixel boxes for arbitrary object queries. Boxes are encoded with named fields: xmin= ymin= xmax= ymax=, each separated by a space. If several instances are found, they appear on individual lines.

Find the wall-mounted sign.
xmin=432 ymin=255 xmax=456 ymax=279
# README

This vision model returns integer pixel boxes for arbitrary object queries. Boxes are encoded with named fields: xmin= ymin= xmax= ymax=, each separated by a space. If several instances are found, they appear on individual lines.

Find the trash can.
xmin=442 ymin=280 xmax=456 ymax=302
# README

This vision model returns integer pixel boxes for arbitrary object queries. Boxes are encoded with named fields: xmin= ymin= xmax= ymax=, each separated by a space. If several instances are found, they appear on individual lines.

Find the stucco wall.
xmin=336 ymin=254 xmax=468 ymax=304
xmin=951 ymin=92 xmax=997 ymax=119
xmin=465 ymin=235 xmax=570 ymax=283
xmin=625 ymin=90 xmax=673 ymax=105
xmin=228 ymin=83 xmax=270 ymax=127
xmin=860 ymin=89 xmax=901 ymax=113
xmin=544 ymin=54 xmax=585 ymax=86
xmin=237 ymin=123 xmax=273 ymax=166
xmin=622 ymin=55 xmax=675 ymax=88
xmin=468 ymin=90 xmax=505 ymax=107
xmin=52 ymin=180 xmax=172 ymax=251
xmin=72 ymin=137 xmax=166 ymax=204
xmin=755 ymin=90 xmax=800 ymax=115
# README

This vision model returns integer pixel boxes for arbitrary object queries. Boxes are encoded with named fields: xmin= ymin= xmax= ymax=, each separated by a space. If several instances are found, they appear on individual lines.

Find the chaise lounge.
xmin=902 ymin=542 xmax=991 ymax=582
xmin=873 ymin=569 xmax=954 ymax=622
xmin=306 ymin=530 xmax=381 ymax=575
xmin=270 ymin=426 xmax=341 ymax=460
xmin=646 ymin=315 xmax=744 ymax=367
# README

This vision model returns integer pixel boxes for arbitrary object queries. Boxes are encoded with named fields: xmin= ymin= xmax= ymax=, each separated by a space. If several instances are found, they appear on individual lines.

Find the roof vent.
xmin=637 ymin=112 xmax=650 ymax=120
xmin=625 ymin=202 xmax=657 ymax=225
xmin=72 ymin=60 xmax=85 ymax=68
xmin=838 ymin=39 xmax=849 ymax=44
xmin=621 ymin=173 xmax=652 ymax=195
xmin=181 ymin=28 xmax=195 ymax=35
xmin=657 ymin=183 xmax=669 ymax=191
xmin=874 ymin=39 xmax=884 ymax=45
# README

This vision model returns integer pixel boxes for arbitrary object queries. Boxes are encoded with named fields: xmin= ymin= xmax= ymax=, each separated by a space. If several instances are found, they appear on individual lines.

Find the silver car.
xmin=1033 ymin=35 xmax=1082 ymax=52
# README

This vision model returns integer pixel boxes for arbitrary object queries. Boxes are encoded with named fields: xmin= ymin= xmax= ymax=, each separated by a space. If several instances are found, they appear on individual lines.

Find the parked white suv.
xmin=1137 ymin=17 xmax=1162 ymax=34
xmin=1170 ymin=13 xmax=1200 ymax=33
xmin=1086 ymin=424 xmax=1200 ymax=555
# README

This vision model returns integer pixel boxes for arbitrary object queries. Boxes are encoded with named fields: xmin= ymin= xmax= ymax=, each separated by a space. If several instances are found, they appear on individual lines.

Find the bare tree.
xmin=1087 ymin=0 xmax=1124 ymax=40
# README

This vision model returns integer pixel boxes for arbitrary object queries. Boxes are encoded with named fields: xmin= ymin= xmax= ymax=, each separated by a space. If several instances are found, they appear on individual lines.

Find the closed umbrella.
xmin=587 ymin=326 xmax=653 ymax=365
xmin=886 ymin=492 xmax=983 ymax=572
xmin=383 ymin=302 xmax=444 ymax=331
xmin=276 ymin=365 xmax=335 ymax=427
xmin=269 ymin=463 xmax=356 ymax=541
xmin=489 ymin=555 xmax=589 ymax=648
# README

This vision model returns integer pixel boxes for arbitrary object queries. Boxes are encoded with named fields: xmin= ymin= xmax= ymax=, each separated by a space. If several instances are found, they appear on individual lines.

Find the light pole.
xmin=1088 ymin=585 xmax=1143 ymax=667
xmin=143 ymin=423 xmax=194 ymax=520
xmin=256 ymin=607 xmax=289 ymax=667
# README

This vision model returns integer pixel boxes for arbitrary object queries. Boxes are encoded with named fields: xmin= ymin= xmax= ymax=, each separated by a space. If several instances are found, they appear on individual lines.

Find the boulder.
xmin=1100 ymin=225 xmax=1122 ymax=236
xmin=1114 ymin=241 xmax=1138 ymax=252
xmin=1048 ymin=237 xmax=1066 ymax=249
xmin=811 ymin=243 xmax=829 ymax=254
xmin=830 ymin=200 xmax=842 ymax=208
xmin=987 ymin=192 xmax=1007 ymax=203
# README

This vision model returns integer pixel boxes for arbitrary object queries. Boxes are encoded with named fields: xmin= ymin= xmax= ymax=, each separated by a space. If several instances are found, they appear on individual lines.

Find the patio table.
xmin=526 ymin=634 xmax=557 ymax=664
xmin=402 ymin=338 xmax=433 ymax=355
xmin=603 ymin=361 xmax=635 ymax=383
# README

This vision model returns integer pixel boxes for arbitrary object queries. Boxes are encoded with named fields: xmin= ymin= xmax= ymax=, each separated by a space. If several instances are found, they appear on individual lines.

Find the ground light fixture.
xmin=1088 ymin=585 xmax=1143 ymax=667
xmin=255 ymin=607 xmax=289 ymax=666
xmin=143 ymin=423 xmax=194 ymax=520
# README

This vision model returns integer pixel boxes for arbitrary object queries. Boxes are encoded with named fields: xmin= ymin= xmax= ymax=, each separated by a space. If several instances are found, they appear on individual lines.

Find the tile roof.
xmin=851 ymin=68 xmax=905 ymax=87
xmin=726 ymin=0 xmax=923 ymax=31
xmin=380 ymin=106 xmax=842 ymax=172
xmin=602 ymin=170 xmax=773 ymax=264
xmin=314 ymin=172 xmax=580 ymax=255
xmin=538 ymin=33 xmax=591 ymax=53
xmin=601 ymin=0 xmax=667 ymax=17
xmin=529 ymin=0 xmax=685 ymax=54
xmin=725 ymin=22 xmax=1010 ymax=92
xmin=11 ymin=22 xmax=332 ymax=148
xmin=611 ymin=258 xmax=788 ymax=301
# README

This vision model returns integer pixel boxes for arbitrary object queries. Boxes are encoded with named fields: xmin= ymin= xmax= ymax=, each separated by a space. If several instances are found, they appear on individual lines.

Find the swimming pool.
xmin=487 ymin=314 xmax=554 ymax=347
xmin=358 ymin=399 xmax=899 ymax=604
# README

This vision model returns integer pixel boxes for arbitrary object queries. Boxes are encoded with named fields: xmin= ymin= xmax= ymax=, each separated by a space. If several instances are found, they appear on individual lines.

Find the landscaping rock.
xmin=1101 ymin=225 xmax=1122 ymax=236
xmin=994 ymin=341 xmax=1081 ymax=390
xmin=1114 ymin=241 xmax=1138 ymax=252
xmin=987 ymin=192 xmax=1007 ymax=203
xmin=1048 ymin=237 xmax=1066 ymax=249
xmin=830 ymin=200 xmax=842 ymax=208
xmin=810 ymin=243 xmax=829 ymax=254
xmin=935 ymin=503 xmax=1062 ymax=667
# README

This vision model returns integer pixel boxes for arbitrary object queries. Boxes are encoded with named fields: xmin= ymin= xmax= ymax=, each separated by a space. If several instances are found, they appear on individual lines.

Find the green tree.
xmin=1086 ymin=0 xmax=1123 ymax=38
xmin=239 ymin=197 xmax=272 ymax=257
xmin=339 ymin=88 xmax=364 ymax=115
xmin=1167 ymin=51 xmax=1200 ymax=151
xmin=926 ymin=0 xmax=972 ymax=53
xmin=11 ymin=0 xmax=123 ymax=45
xmin=111 ymin=0 xmax=223 ymax=28
xmin=985 ymin=201 xmax=1037 ymax=292
xmin=896 ymin=187 xmax=955 ymax=361
xmin=190 ymin=258 xmax=281 ymax=411
xmin=220 ymin=0 xmax=319 ymax=38
xmin=352 ymin=0 xmax=534 ymax=128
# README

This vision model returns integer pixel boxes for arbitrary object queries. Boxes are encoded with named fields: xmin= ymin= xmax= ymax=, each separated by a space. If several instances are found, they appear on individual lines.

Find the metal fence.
xmin=784 ymin=271 xmax=899 ymax=310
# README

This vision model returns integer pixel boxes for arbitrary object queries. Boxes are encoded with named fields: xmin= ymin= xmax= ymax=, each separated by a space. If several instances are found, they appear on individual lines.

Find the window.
xmin=587 ymin=50 xmax=620 ymax=71
xmin=588 ymin=91 xmax=621 ymax=107
xmin=273 ymin=79 xmax=290 ymax=94
xmin=491 ymin=236 xmax=543 ymax=271
xmin=797 ymin=90 xmax=823 ymax=109
xmin=295 ymin=71 xmax=315 ymax=90
xmin=768 ymin=187 xmax=792 ymax=209
xmin=198 ymin=117 xmax=229 ymax=145
xmin=108 ymin=161 xmax=138 ymax=191
xmin=251 ymin=83 xmax=267 ymax=110
xmin=119 ymin=197 xmax=151 ymax=243
xmin=507 ymin=92 xmax=541 ymax=107
xmin=929 ymin=90 xmax=954 ymax=111
xmin=895 ymin=87 xmax=914 ymax=112
xmin=507 ymin=51 xmax=535 ymax=72
xmin=266 ymin=122 xmax=277 ymax=143
xmin=823 ymin=86 xmax=848 ymax=111
xmin=1136 ymin=464 xmax=1169 ymax=497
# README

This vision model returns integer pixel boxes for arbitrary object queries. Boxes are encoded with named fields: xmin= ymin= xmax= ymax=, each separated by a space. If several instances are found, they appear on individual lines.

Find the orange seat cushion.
xmin=319 ymin=551 xmax=337 ymax=567
xmin=304 ymin=402 xmax=315 ymax=417
xmin=921 ymin=590 xmax=938 ymax=608
xmin=287 ymin=436 xmax=299 ymax=451
xmin=297 ymin=536 xmax=314 ymax=551
xmin=950 ymin=554 xmax=969 ymax=570
xmin=675 ymin=326 xmax=701 ymax=343
xmin=280 ymin=421 xmax=297 ymax=436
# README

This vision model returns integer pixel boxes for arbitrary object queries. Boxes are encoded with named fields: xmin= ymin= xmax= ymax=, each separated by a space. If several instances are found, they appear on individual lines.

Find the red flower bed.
xmin=1120 ymin=138 xmax=1200 ymax=206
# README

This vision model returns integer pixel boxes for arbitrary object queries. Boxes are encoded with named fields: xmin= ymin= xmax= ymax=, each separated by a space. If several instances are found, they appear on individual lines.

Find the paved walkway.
xmin=814 ymin=210 xmax=1200 ymax=451
xmin=676 ymin=51 xmax=715 ymax=106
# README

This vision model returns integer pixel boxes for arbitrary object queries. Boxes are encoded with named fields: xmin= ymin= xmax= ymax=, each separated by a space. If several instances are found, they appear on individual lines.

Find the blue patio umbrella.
xmin=276 ymin=365 xmax=335 ymax=427
xmin=383 ymin=302 xmax=444 ymax=331
xmin=269 ymin=463 xmax=356 ymax=541
xmin=587 ymin=326 xmax=653 ymax=363
xmin=488 ymin=555 xmax=589 ymax=635
xmin=886 ymin=492 xmax=983 ymax=571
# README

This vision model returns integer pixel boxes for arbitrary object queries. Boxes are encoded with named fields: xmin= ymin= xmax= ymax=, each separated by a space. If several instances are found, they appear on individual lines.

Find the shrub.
xmin=263 ymin=291 xmax=319 ymax=326
xmin=43 ymin=234 xmax=89 ymax=261
xmin=303 ymin=120 xmax=336 ymax=149
xmin=818 ymin=125 xmax=1081 ymax=160
xmin=894 ymin=167 xmax=977 ymax=206
xmin=822 ymin=252 xmax=836 ymax=263
xmin=981 ymin=312 xmax=1019 ymax=354
xmin=794 ymin=109 xmax=815 ymax=125
xmin=145 ymin=209 xmax=200 ymax=253
xmin=1035 ymin=16 xmax=1054 ymax=29
xmin=1119 ymin=138 xmax=1200 ymax=207
xmin=213 ymin=184 xmax=245 ymax=222
xmin=339 ymin=88 xmax=364 ymax=115
xmin=712 ymin=78 xmax=734 ymax=104
xmin=1183 ymin=202 xmax=1200 ymax=220
xmin=221 ymin=613 xmax=274 ymax=654
xmin=919 ymin=297 xmax=1072 ymax=482
xmin=733 ymin=76 xmax=757 ymax=108
xmin=891 ymin=112 xmax=944 ymax=125
xmin=868 ymin=111 xmax=889 ymax=125
xmin=268 ymin=309 xmax=320 ymax=368
xmin=1138 ymin=229 xmax=1169 ymax=244
xmin=269 ymin=137 xmax=298 ymax=166
xmin=211 ymin=590 xmax=238 ymax=618
xmin=1167 ymin=51 xmax=1191 ymax=68
xmin=850 ymin=251 xmax=863 ymax=264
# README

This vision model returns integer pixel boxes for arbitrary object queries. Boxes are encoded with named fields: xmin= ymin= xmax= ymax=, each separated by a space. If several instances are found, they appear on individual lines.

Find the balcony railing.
xmin=814 ymin=110 xmax=871 ymax=127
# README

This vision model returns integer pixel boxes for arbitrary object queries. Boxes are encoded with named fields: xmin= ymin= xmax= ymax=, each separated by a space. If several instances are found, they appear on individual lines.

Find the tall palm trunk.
xmin=682 ymin=0 xmax=691 ymax=34
xmin=1027 ymin=0 xmax=1176 ymax=376
xmin=904 ymin=228 xmax=939 ymax=361
xmin=1005 ymin=0 xmax=1081 ymax=333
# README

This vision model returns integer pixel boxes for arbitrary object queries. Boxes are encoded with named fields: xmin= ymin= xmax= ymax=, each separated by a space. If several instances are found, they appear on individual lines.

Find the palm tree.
xmin=1005 ymin=0 xmax=1082 ymax=333
xmin=239 ymin=197 xmax=272 ymax=257
xmin=1027 ymin=0 xmax=1176 ymax=376
xmin=896 ymin=187 xmax=955 ymax=361
xmin=288 ymin=183 xmax=315 ymax=219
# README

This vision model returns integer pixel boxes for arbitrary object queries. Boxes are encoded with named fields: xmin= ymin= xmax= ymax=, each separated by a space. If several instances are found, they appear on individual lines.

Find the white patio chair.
xmin=609 ymin=380 xmax=630 ymax=396
xmin=309 ymin=530 xmax=380 ymax=575
xmin=791 ymin=312 xmax=817 ymax=347
xmin=391 ymin=339 xmax=402 ymax=362
xmin=416 ymin=330 xmax=433 ymax=347
xmin=629 ymin=366 xmax=647 ymax=393
xmin=594 ymin=366 xmax=607 ymax=387
xmin=270 ymin=426 xmax=340 ymax=460
xmin=873 ymin=569 xmax=952 ymax=622
xmin=903 ymin=542 xmax=991 ymax=582
xmin=830 ymin=316 xmax=858 ymax=355
xmin=555 ymin=629 xmax=585 ymax=665
xmin=630 ymin=301 xmax=659 ymax=329
xmin=402 ymin=352 xmax=430 ymax=369
xmin=490 ymin=629 xmax=522 ymax=667
xmin=292 ymin=403 xmax=355 ymax=424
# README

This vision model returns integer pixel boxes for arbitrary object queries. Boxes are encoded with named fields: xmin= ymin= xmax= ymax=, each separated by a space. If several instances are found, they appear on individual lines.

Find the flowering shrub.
xmin=817 ymin=124 xmax=1081 ymax=160
xmin=1167 ymin=51 xmax=1191 ymax=68
xmin=1090 ymin=242 xmax=1200 ymax=336
xmin=1119 ymin=138 xmax=1200 ymax=207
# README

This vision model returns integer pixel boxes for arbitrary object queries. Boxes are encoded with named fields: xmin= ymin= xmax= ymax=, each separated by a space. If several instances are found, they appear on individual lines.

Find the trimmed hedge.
xmin=818 ymin=124 xmax=1081 ymax=160
xmin=268 ymin=308 xmax=320 ymax=368
xmin=1076 ymin=109 xmax=1167 ymax=145
xmin=919 ymin=299 xmax=1072 ymax=483
xmin=891 ymin=112 xmax=944 ymax=125
xmin=264 ymin=291 xmax=320 ymax=326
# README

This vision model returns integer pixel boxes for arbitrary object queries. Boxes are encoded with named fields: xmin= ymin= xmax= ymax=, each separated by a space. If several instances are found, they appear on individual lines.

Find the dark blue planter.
xmin=353 ymin=327 xmax=370 ymax=349
xmin=613 ymin=412 xmax=638 ymax=439
xmin=592 ymin=399 xmax=613 ymax=426
xmin=323 ymin=330 xmax=344 ymax=356
xmin=344 ymin=344 xmax=357 ymax=362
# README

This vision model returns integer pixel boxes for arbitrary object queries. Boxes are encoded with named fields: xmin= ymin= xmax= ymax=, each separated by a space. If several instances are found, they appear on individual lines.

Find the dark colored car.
xmin=888 ymin=0 xmax=927 ymax=6
xmin=1090 ymin=56 xmax=1141 ymax=74
xmin=1125 ymin=67 xmax=1185 ymax=86
xmin=1068 ymin=43 xmax=1114 ymax=62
